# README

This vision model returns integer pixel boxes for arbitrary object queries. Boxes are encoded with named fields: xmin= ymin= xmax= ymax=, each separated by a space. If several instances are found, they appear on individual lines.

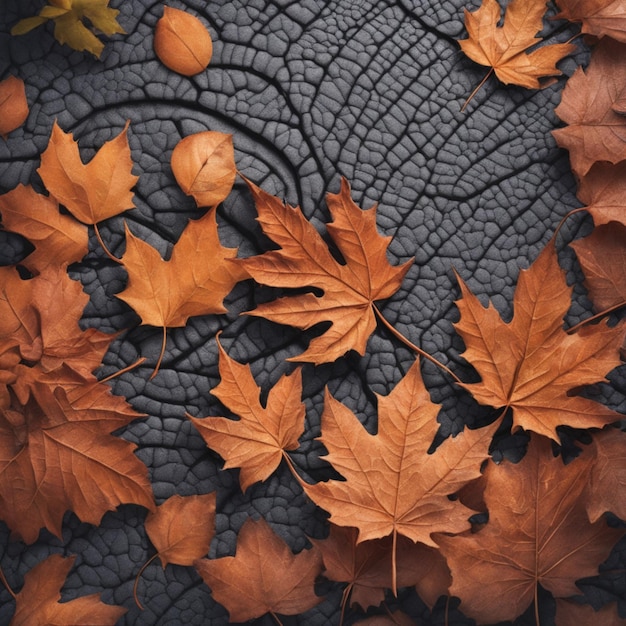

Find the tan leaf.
xmin=0 ymin=76 xmax=28 ymax=139
xmin=555 ymin=0 xmax=626 ymax=43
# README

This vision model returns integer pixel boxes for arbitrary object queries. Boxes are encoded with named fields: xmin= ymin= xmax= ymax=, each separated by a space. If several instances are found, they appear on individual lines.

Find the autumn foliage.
xmin=1 ymin=1 xmax=626 ymax=625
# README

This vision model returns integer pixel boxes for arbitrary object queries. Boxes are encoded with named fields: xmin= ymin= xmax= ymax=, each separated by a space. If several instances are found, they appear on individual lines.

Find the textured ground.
xmin=0 ymin=1 xmax=624 ymax=624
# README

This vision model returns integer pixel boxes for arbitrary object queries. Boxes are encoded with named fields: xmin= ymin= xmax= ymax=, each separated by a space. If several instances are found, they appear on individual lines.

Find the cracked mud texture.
xmin=0 ymin=0 xmax=625 ymax=624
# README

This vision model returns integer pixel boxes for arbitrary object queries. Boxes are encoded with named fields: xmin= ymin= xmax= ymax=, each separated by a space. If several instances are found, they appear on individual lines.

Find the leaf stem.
xmin=373 ymin=305 xmax=463 ymax=384
xmin=94 ymin=222 xmax=119 ymax=262
xmin=534 ymin=583 xmax=540 ymax=626
xmin=391 ymin=528 xmax=398 ymax=597
xmin=133 ymin=552 xmax=159 ymax=610
xmin=99 ymin=357 xmax=147 ymax=383
xmin=0 ymin=563 xmax=16 ymax=600
xmin=270 ymin=611 xmax=284 ymax=626
xmin=461 ymin=68 xmax=493 ymax=112
xmin=150 ymin=326 xmax=168 ymax=379
xmin=553 ymin=206 xmax=588 ymax=243
xmin=566 ymin=302 xmax=626 ymax=334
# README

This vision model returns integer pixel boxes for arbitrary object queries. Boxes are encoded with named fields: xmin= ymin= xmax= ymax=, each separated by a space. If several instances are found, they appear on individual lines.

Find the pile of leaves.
xmin=0 ymin=0 xmax=625 ymax=624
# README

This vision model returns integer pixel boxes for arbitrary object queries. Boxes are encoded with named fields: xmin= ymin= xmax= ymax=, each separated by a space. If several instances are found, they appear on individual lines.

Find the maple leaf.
xmin=354 ymin=612 xmax=416 ymax=626
xmin=117 ymin=212 xmax=247 ymax=375
xmin=239 ymin=178 xmax=411 ymax=364
xmin=194 ymin=517 xmax=322 ymax=622
xmin=577 ymin=161 xmax=626 ymax=227
xmin=10 ymin=554 xmax=126 ymax=626
xmin=555 ymin=0 xmax=626 ymax=43
xmin=458 ymin=0 xmax=575 ymax=105
xmin=553 ymin=38 xmax=626 ymax=177
xmin=171 ymin=132 xmax=236 ymax=207
xmin=555 ymin=598 xmax=626 ymax=626
xmin=187 ymin=337 xmax=304 ymax=491
xmin=302 ymin=359 xmax=498 ymax=593
xmin=0 ymin=184 xmax=88 ymax=274
xmin=37 ymin=119 xmax=138 ymax=259
xmin=454 ymin=239 xmax=626 ymax=441
xmin=154 ymin=6 xmax=213 ymax=76
xmin=0 ymin=76 xmax=28 ymax=140
xmin=10 ymin=0 xmax=125 ymax=58
xmin=436 ymin=434 xmax=625 ymax=624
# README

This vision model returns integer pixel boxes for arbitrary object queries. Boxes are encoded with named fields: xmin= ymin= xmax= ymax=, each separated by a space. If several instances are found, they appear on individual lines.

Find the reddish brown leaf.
xmin=154 ymin=6 xmax=212 ymax=76
xmin=10 ymin=554 xmax=126 ymax=626
xmin=171 ymin=132 xmax=236 ymax=207
xmin=555 ymin=599 xmax=626 ymax=626
xmin=0 ymin=76 xmax=28 ymax=139
xmin=145 ymin=494 xmax=216 ymax=567
xmin=239 ymin=178 xmax=411 ymax=364
xmin=577 ymin=161 xmax=626 ymax=227
xmin=354 ymin=611 xmax=417 ymax=625
xmin=454 ymin=240 xmax=626 ymax=440
xmin=437 ymin=435 xmax=625 ymax=624
xmin=0 ymin=184 xmax=88 ymax=274
xmin=555 ymin=0 xmax=626 ymax=43
xmin=187 ymin=337 xmax=304 ymax=491
xmin=553 ymin=38 xmax=626 ymax=177
xmin=459 ymin=0 xmax=575 ymax=89
xmin=194 ymin=517 xmax=322 ymax=622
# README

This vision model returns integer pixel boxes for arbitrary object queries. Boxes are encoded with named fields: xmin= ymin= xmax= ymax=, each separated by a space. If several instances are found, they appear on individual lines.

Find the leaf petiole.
xmin=461 ymin=68 xmax=493 ymax=112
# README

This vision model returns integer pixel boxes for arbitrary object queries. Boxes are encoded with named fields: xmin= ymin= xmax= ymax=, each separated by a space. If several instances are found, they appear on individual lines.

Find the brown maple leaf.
xmin=117 ymin=211 xmax=247 ymax=376
xmin=171 ymin=131 xmax=236 ymax=207
xmin=0 ymin=76 xmax=28 ymax=140
xmin=555 ymin=0 xmax=626 ymax=43
xmin=187 ymin=336 xmax=304 ymax=491
xmin=194 ymin=517 xmax=322 ymax=622
xmin=553 ymin=38 xmax=626 ymax=177
xmin=38 ymin=119 xmax=138 ymax=258
xmin=458 ymin=0 xmax=575 ymax=107
xmin=11 ymin=0 xmax=125 ymax=58
xmin=10 ymin=554 xmax=126 ymax=626
xmin=436 ymin=434 xmax=625 ymax=624
xmin=154 ymin=6 xmax=213 ymax=76
xmin=302 ymin=359 xmax=498 ymax=592
xmin=239 ymin=178 xmax=411 ymax=364
xmin=555 ymin=598 xmax=626 ymax=626
xmin=0 ymin=184 xmax=88 ymax=274
xmin=454 ymin=239 xmax=626 ymax=441
xmin=577 ymin=161 xmax=626 ymax=227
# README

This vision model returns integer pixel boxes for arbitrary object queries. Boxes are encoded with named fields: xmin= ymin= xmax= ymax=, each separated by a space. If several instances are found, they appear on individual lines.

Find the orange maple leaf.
xmin=194 ymin=517 xmax=322 ymax=622
xmin=458 ymin=0 xmax=575 ymax=106
xmin=0 ymin=184 xmax=88 ymax=274
xmin=187 ymin=337 xmax=304 ymax=491
xmin=239 ymin=178 xmax=411 ymax=364
xmin=37 ymin=120 xmax=138 ymax=258
xmin=0 ymin=76 xmax=28 ymax=140
xmin=555 ymin=0 xmax=626 ymax=43
xmin=553 ymin=38 xmax=626 ymax=177
xmin=437 ymin=434 xmax=625 ymax=624
xmin=117 ymin=212 xmax=247 ymax=376
xmin=10 ymin=554 xmax=126 ymax=626
xmin=302 ymin=359 xmax=498 ymax=592
xmin=576 ymin=161 xmax=626 ymax=227
xmin=454 ymin=240 xmax=626 ymax=441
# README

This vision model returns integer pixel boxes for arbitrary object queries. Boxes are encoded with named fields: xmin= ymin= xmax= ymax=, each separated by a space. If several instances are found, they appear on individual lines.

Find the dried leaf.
xmin=553 ymin=38 xmax=626 ymax=177
xmin=187 ymin=337 xmax=304 ymax=491
xmin=154 ymin=6 xmax=212 ymax=76
xmin=555 ymin=0 xmax=626 ymax=43
xmin=459 ymin=0 xmax=575 ymax=88
xmin=454 ymin=240 xmax=626 ymax=440
xmin=577 ymin=160 xmax=626 ymax=227
xmin=10 ymin=554 xmax=127 ymax=626
xmin=555 ymin=598 xmax=626 ymax=626
xmin=355 ymin=611 xmax=417 ymax=626
xmin=0 ymin=76 xmax=28 ymax=139
xmin=171 ymin=132 xmax=236 ymax=207
xmin=194 ymin=517 xmax=322 ymax=622
xmin=437 ymin=435 xmax=625 ymax=624
xmin=239 ymin=178 xmax=411 ymax=364
xmin=0 ymin=184 xmax=88 ymax=274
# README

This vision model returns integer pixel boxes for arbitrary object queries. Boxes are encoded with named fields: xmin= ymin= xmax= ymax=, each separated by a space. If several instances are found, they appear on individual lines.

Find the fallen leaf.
xmin=154 ymin=6 xmax=212 ymax=76
xmin=11 ymin=0 xmax=125 ymax=58
xmin=187 ymin=337 xmax=304 ymax=491
xmin=553 ymin=38 xmax=626 ymax=177
xmin=10 ymin=554 xmax=127 ymax=626
xmin=436 ymin=434 xmax=625 ymax=624
xmin=145 ymin=493 xmax=216 ymax=567
xmin=0 ymin=76 xmax=28 ymax=139
xmin=117 ymin=212 xmax=247 ymax=375
xmin=303 ymin=359 xmax=498 ymax=592
xmin=171 ymin=131 xmax=236 ymax=207
xmin=0 ymin=184 xmax=88 ymax=274
xmin=194 ymin=517 xmax=322 ymax=622
xmin=239 ymin=177 xmax=412 ymax=364
xmin=571 ymin=223 xmax=626 ymax=313
xmin=354 ymin=611 xmax=417 ymax=625
xmin=577 ymin=160 xmax=626 ymax=227
xmin=454 ymin=239 xmax=626 ymax=441
xmin=38 ymin=120 xmax=138 ymax=251
xmin=458 ymin=0 xmax=575 ymax=91
xmin=555 ymin=0 xmax=626 ymax=43
xmin=555 ymin=598 xmax=626 ymax=626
